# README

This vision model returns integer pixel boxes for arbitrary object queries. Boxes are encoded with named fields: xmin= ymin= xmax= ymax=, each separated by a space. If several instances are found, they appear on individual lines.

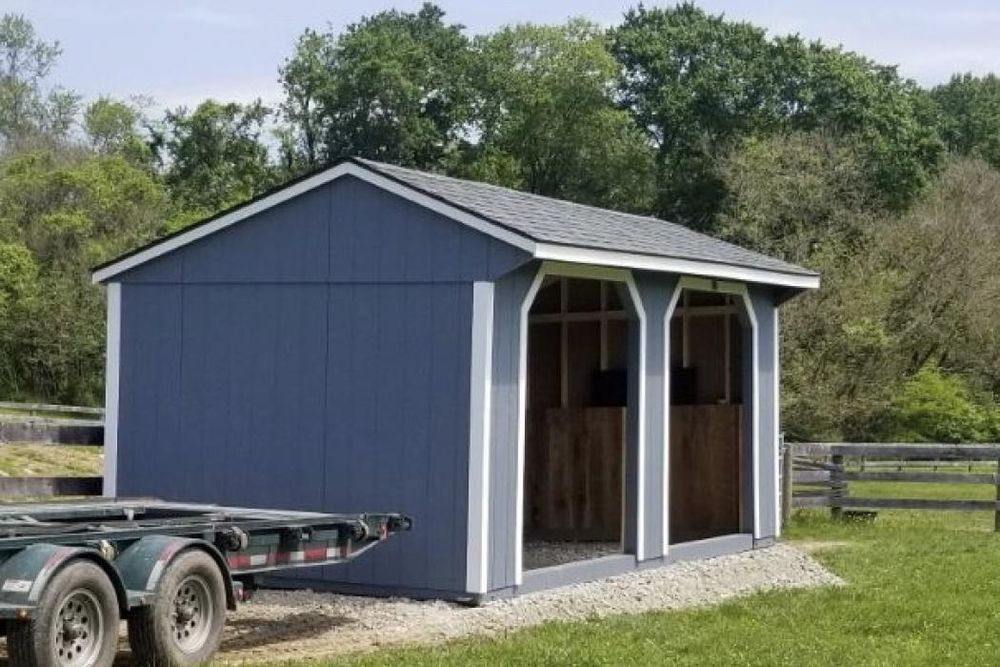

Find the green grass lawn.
xmin=251 ymin=487 xmax=1000 ymax=667
xmin=0 ymin=443 xmax=101 ymax=477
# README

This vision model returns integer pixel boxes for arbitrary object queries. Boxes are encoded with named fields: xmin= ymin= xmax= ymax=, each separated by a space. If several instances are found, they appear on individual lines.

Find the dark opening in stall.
xmin=669 ymin=288 xmax=751 ymax=544
xmin=523 ymin=276 xmax=640 ymax=570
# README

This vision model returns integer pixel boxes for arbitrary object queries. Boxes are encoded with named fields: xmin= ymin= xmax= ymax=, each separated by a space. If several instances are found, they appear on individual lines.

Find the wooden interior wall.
xmin=525 ymin=407 xmax=625 ymax=541
xmin=669 ymin=403 xmax=743 ymax=543
xmin=525 ymin=277 xmax=630 ymax=543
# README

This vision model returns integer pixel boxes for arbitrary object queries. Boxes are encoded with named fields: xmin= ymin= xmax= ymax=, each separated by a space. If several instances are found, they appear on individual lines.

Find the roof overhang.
xmin=534 ymin=244 xmax=820 ymax=290
xmin=92 ymin=159 xmax=820 ymax=291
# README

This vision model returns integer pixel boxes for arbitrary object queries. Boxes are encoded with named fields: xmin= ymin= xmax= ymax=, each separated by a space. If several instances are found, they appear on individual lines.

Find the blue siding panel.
xmin=116 ymin=176 xmax=529 ymax=598
xmin=180 ymin=190 xmax=330 ymax=284
xmin=117 ymin=285 xmax=183 ymax=496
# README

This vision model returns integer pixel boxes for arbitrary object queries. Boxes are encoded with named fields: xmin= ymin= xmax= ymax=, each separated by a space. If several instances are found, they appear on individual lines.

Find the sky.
xmin=6 ymin=1 xmax=1000 ymax=111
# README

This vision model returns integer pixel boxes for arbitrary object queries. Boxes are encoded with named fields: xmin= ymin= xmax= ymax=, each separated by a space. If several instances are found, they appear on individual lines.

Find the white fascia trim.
xmin=664 ymin=277 xmax=761 ymax=541
xmin=92 ymin=162 xmax=537 ymax=283
xmin=514 ymin=261 xmax=648 ymax=585
xmin=103 ymin=282 xmax=121 ymax=498
xmin=467 ymin=282 xmax=495 ymax=595
xmin=535 ymin=244 xmax=820 ymax=290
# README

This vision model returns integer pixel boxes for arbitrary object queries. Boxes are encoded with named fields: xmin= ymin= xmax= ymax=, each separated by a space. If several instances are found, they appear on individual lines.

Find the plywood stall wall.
xmin=670 ymin=405 xmax=742 ymax=543
xmin=525 ymin=278 xmax=629 ymax=541
xmin=525 ymin=408 xmax=625 ymax=540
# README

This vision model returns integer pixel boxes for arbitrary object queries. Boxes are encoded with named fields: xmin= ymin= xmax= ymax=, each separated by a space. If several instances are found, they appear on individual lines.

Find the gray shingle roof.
xmin=358 ymin=158 xmax=817 ymax=279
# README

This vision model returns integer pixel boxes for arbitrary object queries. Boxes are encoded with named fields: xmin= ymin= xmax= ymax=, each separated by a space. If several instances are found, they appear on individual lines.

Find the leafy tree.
xmin=611 ymin=4 xmax=782 ymax=227
xmin=464 ymin=20 xmax=654 ymax=211
xmin=0 ymin=150 xmax=167 ymax=403
xmin=0 ymin=240 xmax=38 ymax=393
xmin=716 ymin=132 xmax=874 ymax=264
xmin=0 ymin=14 xmax=78 ymax=146
xmin=885 ymin=365 xmax=991 ymax=443
xmin=876 ymin=158 xmax=1000 ymax=395
xmin=931 ymin=73 xmax=1000 ymax=167
xmin=776 ymin=38 xmax=943 ymax=212
xmin=153 ymin=99 xmax=273 ymax=215
xmin=279 ymin=3 xmax=472 ymax=171
xmin=277 ymin=28 xmax=335 ymax=171
xmin=719 ymin=143 xmax=1000 ymax=440
xmin=612 ymin=3 xmax=942 ymax=227
xmin=83 ymin=97 xmax=151 ymax=165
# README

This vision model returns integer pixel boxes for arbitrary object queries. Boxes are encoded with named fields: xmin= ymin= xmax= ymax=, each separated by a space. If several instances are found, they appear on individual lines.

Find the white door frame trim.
xmin=662 ymin=276 xmax=761 ymax=549
xmin=515 ymin=261 xmax=648 ymax=585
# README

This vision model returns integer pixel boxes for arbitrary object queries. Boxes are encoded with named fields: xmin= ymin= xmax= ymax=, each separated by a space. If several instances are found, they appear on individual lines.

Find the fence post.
xmin=781 ymin=435 xmax=792 ymax=528
xmin=830 ymin=453 xmax=845 ymax=520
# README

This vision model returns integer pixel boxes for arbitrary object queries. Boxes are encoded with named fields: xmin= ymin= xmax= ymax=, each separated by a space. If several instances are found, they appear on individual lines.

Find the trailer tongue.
xmin=0 ymin=500 xmax=411 ymax=667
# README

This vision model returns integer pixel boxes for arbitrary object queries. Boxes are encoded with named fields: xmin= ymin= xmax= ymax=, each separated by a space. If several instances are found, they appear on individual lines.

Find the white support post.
xmin=103 ymin=283 xmax=121 ymax=498
xmin=467 ymin=282 xmax=495 ymax=594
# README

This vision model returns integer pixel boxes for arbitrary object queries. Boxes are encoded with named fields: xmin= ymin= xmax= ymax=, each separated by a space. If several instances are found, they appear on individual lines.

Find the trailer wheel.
xmin=8 ymin=560 xmax=120 ymax=667
xmin=127 ymin=549 xmax=226 ymax=666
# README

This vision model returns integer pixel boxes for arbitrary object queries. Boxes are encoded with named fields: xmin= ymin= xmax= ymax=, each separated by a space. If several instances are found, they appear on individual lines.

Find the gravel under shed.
xmin=205 ymin=544 xmax=841 ymax=664
xmin=523 ymin=540 xmax=622 ymax=569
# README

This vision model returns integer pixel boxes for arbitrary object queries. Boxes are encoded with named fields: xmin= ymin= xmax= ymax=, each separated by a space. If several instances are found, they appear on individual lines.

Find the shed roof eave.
xmin=533 ymin=244 xmax=821 ymax=291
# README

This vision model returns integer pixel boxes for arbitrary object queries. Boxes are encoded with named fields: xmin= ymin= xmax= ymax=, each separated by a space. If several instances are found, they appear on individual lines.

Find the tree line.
xmin=1 ymin=4 xmax=999 ymax=442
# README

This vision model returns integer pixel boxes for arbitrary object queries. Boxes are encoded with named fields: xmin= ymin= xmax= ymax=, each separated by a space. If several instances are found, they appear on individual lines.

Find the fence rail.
xmin=0 ymin=401 xmax=104 ymax=499
xmin=0 ymin=401 xmax=104 ymax=446
xmin=781 ymin=441 xmax=1000 ymax=531
xmin=0 ymin=401 xmax=104 ymax=418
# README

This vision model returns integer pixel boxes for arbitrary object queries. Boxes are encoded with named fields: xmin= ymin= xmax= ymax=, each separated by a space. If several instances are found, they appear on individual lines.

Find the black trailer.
xmin=0 ymin=500 xmax=410 ymax=666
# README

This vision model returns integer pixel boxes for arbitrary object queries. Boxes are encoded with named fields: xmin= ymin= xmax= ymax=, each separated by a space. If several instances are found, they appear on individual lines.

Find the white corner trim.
xmin=773 ymin=306 xmax=781 ymax=538
xmin=624 ymin=274 xmax=648 ymax=563
xmin=514 ymin=262 xmax=648 ymax=585
xmin=740 ymin=291 xmax=761 ymax=539
xmin=663 ymin=277 xmax=761 ymax=542
xmin=534 ymin=244 xmax=820 ymax=290
xmin=467 ymin=282 xmax=495 ymax=595
xmin=92 ymin=162 xmax=537 ymax=283
xmin=103 ymin=282 xmax=121 ymax=498
xmin=661 ymin=282 xmax=684 ymax=557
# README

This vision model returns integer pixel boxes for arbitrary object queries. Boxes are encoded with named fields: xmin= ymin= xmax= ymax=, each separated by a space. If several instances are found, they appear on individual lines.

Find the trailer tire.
xmin=8 ymin=560 xmax=120 ymax=667
xmin=127 ymin=549 xmax=227 ymax=666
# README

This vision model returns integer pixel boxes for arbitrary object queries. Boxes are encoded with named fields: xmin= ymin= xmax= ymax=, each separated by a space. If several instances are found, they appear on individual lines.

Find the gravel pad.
xmin=210 ymin=544 xmax=841 ymax=664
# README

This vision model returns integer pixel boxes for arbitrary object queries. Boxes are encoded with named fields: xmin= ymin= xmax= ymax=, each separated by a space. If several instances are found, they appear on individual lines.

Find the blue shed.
xmin=93 ymin=158 xmax=819 ymax=601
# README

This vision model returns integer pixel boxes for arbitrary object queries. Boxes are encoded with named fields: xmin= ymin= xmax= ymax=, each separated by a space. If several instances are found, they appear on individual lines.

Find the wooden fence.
xmin=781 ymin=441 xmax=1000 ymax=531
xmin=0 ymin=401 xmax=104 ymax=499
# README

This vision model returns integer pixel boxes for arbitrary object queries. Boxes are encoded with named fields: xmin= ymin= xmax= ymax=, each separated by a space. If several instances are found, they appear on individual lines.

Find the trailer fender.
xmin=116 ymin=535 xmax=236 ymax=610
xmin=0 ymin=543 xmax=129 ymax=616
